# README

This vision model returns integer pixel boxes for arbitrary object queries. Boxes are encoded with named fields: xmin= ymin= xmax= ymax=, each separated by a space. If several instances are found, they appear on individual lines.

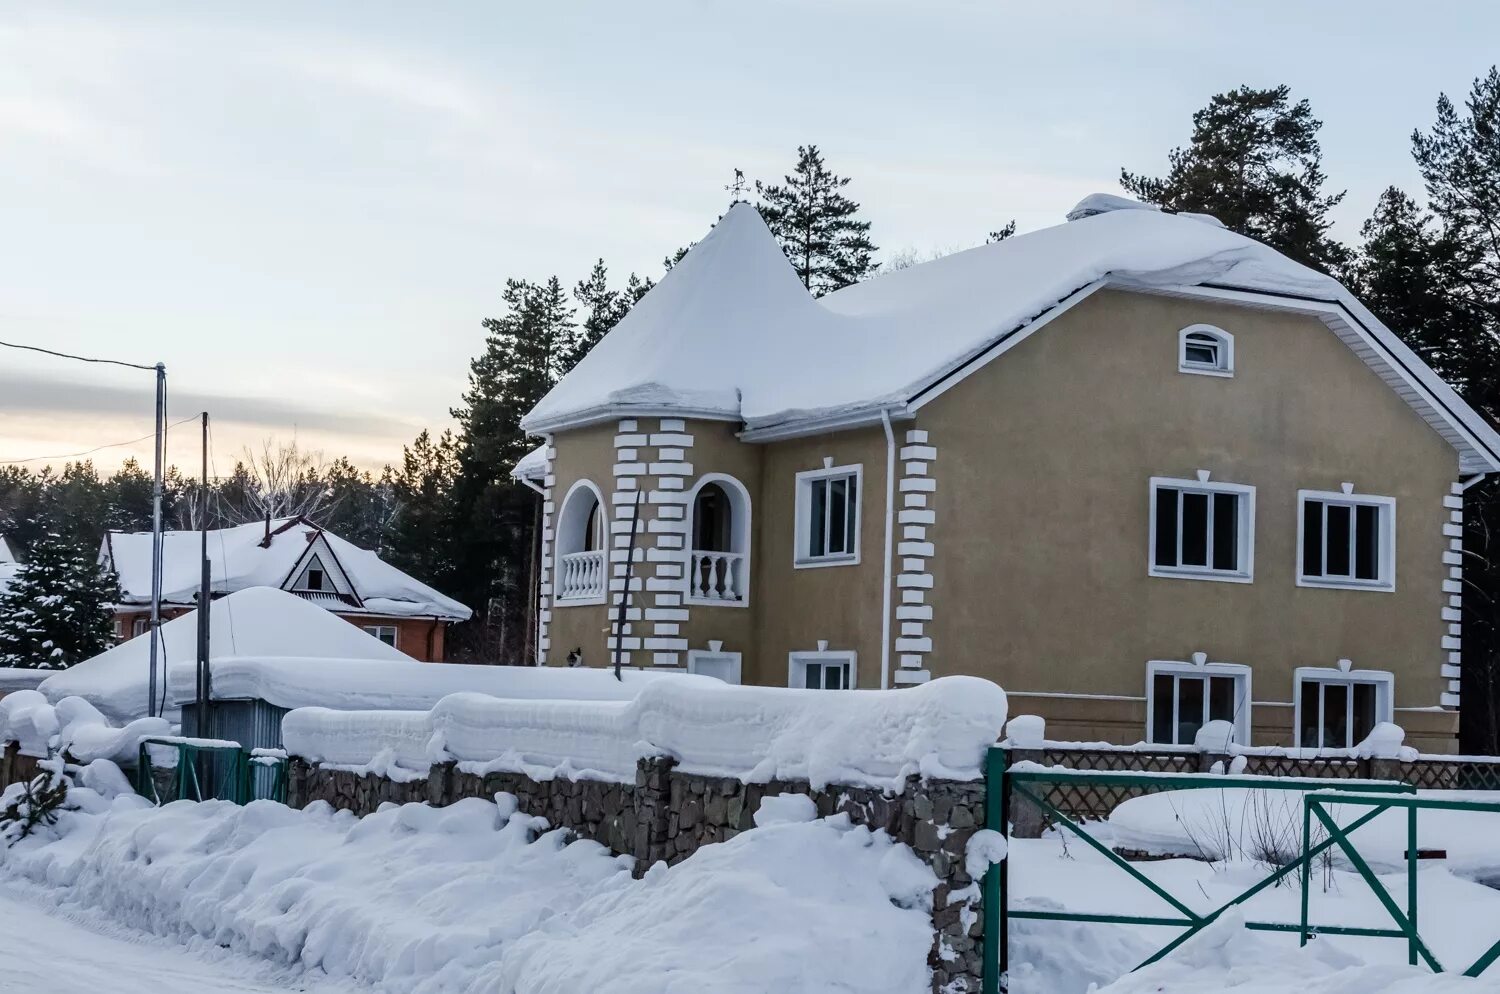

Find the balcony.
xmin=558 ymin=550 xmax=606 ymax=602
xmin=687 ymin=550 xmax=747 ymax=604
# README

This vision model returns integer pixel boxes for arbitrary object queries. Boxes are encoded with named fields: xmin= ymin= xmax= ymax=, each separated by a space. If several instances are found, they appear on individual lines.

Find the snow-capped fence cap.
xmin=1355 ymin=721 xmax=1407 ymax=760
xmin=1193 ymin=719 xmax=1236 ymax=752
xmin=1005 ymin=714 xmax=1045 ymax=749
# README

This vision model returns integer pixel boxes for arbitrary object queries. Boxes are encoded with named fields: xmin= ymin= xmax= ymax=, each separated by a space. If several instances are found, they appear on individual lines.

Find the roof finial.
xmin=725 ymin=167 xmax=748 ymax=204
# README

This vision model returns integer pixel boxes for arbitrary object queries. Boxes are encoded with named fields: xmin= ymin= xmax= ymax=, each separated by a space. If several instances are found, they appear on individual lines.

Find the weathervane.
xmin=726 ymin=168 xmax=747 ymax=202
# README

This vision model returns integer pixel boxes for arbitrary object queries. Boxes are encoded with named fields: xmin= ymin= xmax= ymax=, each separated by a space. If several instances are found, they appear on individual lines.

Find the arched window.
xmin=685 ymin=474 xmax=751 ymax=605
xmin=555 ymin=481 xmax=607 ymax=604
xmin=1178 ymin=324 xmax=1234 ymax=376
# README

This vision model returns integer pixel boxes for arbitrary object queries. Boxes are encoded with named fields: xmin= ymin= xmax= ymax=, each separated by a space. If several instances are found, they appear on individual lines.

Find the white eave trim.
xmin=739 ymin=405 xmax=913 ymax=443
xmin=521 ymin=404 xmax=742 ymax=436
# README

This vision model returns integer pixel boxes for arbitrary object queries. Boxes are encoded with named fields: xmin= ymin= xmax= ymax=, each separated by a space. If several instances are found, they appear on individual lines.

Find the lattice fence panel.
xmin=1239 ymin=755 xmax=1363 ymax=780
xmin=1035 ymin=749 xmax=1198 ymax=823
xmin=1400 ymin=759 xmax=1500 ymax=791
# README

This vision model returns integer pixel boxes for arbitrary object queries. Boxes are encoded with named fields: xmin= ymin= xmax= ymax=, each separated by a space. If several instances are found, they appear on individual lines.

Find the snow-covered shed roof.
xmin=101 ymin=517 xmax=471 ymax=621
xmin=40 ymin=586 xmax=415 ymax=723
xmin=521 ymin=196 xmax=1500 ymax=474
xmin=511 ymin=443 xmax=549 ymax=482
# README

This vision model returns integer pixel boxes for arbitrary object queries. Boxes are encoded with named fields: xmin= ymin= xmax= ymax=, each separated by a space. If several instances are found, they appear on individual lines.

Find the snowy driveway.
xmin=0 ymin=884 xmax=355 ymax=994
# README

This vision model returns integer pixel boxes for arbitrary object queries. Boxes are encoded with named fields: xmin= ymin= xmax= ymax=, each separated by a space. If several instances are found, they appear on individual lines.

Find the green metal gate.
xmin=983 ymin=746 xmax=1500 ymax=992
xmin=136 ymin=737 xmax=287 ymax=805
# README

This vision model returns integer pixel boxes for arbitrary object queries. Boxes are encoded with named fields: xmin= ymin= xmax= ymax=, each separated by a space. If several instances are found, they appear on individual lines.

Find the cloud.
xmin=0 ymin=369 xmax=419 ymax=440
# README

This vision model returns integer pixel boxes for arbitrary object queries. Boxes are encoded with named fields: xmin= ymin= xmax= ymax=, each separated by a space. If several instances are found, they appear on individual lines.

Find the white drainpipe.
xmin=880 ymin=409 xmax=897 ymax=690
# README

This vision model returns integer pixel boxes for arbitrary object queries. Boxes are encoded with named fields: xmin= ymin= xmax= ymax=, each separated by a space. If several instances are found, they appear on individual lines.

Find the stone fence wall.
xmin=287 ymin=755 xmax=990 ymax=993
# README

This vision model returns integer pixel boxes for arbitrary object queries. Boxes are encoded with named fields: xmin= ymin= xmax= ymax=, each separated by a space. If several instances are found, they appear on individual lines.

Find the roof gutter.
xmin=879 ymin=408 xmax=896 ymax=691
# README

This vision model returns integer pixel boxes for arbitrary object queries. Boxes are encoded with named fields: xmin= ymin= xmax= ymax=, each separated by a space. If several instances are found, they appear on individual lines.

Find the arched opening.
xmin=685 ymin=474 xmax=751 ymax=604
xmin=1178 ymin=324 xmax=1234 ymax=376
xmin=555 ymin=481 xmax=607 ymax=603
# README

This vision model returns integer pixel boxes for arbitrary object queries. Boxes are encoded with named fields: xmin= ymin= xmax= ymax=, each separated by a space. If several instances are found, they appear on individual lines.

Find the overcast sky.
xmin=3 ymin=1 xmax=1497 ymax=475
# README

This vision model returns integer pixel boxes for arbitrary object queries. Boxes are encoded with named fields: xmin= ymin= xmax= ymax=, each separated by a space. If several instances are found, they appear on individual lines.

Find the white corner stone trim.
xmin=893 ymin=428 xmax=936 ymax=685
xmin=535 ymin=436 xmax=557 ymax=664
xmin=1443 ymin=481 xmax=1463 ymax=710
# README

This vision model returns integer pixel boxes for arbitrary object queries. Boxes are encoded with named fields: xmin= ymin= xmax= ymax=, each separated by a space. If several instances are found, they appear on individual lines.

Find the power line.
xmin=0 ymin=414 xmax=202 ymax=466
xmin=0 ymin=338 xmax=157 ymax=372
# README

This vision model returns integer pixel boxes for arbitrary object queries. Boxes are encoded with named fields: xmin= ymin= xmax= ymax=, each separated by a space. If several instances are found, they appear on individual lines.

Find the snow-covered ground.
xmin=0 ymin=883 xmax=356 ymax=993
xmin=1 ymin=773 xmax=937 ymax=994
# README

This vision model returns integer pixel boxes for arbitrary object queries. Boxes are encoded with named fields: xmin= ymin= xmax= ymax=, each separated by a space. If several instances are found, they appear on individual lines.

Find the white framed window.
xmin=131 ymin=616 xmax=150 ymax=638
xmin=687 ymin=649 xmax=742 ymax=685
xmin=1297 ymin=489 xmax=1395 ymax=591
xmin=794 ymin=463 xmax=862 ymax=568
xmin=1295 ymin=666 xmax=1393 ymax=750
xmin=1178 ymin=324 xmax=1234 ymax=377
xmin=363 ymin=625 xmax=398 ymax=648
xmin=789 ymin=649 xmax=856 ymax=690
xmin=685 ymin=474 xmax=752 ymax=606
xmin=305 ymin=567 xmax=325 ymax=591
xmin=1146 ymin=658 xmax=1252 ymax=746
xmin=554 ymin=480 xmax=609 ymax=605
xmin=1149 ymin=476 xmax=1255 ymax=583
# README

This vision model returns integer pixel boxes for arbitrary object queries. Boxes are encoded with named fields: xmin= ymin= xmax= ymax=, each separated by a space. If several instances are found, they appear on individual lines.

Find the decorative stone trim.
xmin=632 ymin=417 xmax=698 ymax=668
xmin=535 ymin=437 xmax=557 ymax=664
xmin=894 ymin=429 xmax=934 ymax=686
xmin=606 ymin=419 xmax=654 ymax=668
xmin=1441 ymin=482 xmax=1463 ymax=709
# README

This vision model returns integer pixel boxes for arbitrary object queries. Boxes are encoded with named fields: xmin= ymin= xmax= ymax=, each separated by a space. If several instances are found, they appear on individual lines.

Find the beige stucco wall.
xmin=544 ymin=422 xmax=621 ymax=667
xmin=919 ymin=289 xmax=1458 ymax=748
xmin=747 ymin=427 xmax=892 ymax=688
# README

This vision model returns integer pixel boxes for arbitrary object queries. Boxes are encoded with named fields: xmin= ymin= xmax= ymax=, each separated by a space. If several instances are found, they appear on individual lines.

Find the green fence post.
xmin=1407 ymin=805 xmax=1418 ymax=967
xmin=1300 ymin=798 xmax=1314 ymax=947
xmin=983 ymin=745 xmax=1006 ymax=994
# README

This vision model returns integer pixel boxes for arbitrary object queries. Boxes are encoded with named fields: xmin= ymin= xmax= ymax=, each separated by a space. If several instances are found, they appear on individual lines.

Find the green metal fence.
xmin=1300 ymin=790 xmax=1500 ymax=976
xmin=135 ymin=738 xmax=287 ymax=805
xmin=981 ymin=748 xmax=1459 ymax=993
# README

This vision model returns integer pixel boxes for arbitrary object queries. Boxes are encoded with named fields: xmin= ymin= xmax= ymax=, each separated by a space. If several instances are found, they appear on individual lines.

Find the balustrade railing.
xmin=558 ymin=550 xmax=606 ymax=600
xmin=688 ymin=550 xmax=746 ymax=602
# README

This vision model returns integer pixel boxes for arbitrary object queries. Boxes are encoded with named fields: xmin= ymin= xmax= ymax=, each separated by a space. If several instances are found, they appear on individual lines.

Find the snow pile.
xmin=1 ymin=778 xmax=937 ymax=994
xmin=284 ymin=675 xmax=1009 ymax=790
xmin=1109 ymin=786 xmax=1500 ymax=883
xmin=40 ymin=587 xmax=412 ymax=722
xmin=1096 ymin=909 xmax=1483 ymax=993
xmin=0 ymin=690 xmax=169 ymax=763
xmin=175 ymin=656 xmax=707 ymax=712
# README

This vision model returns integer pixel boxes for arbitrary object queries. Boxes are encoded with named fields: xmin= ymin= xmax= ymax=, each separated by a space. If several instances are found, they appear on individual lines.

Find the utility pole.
xmin=147 ymin=363 xmax=166 ymax=718
xmin=194 ymin=412 xmax=211 ymax=737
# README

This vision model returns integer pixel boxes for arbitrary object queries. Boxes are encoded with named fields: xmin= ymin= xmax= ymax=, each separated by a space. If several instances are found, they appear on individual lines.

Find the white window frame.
xmin=131 ymin=616 xmax=150 ymax=638
xmin=788 ymin=649 xmax=857 ymax=690
xmin=1145 ymin=659 xmax=1253 ymax=746
xmin=1148 ymin=476 xmax=1256 ymax=584
xmin=1296 ymin=489 xmax=1397 ymax=592
xmin=793 ymin=463 xmax=863 ymax=569
xmin=687 ymin=649 xmax=743 ymax=684
xmin=363 ymin=624 xmax=399 ymax=648
xmin=1178 ymin=324 xmax=1234 ymax=377
xmin=1293 ymin=666 xmax=1394 ymax=750
xmin=683 ymin=473 xmax=753 ymax=608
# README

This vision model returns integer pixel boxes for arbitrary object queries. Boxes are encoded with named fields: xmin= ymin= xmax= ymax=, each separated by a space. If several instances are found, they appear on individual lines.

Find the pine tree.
xmin=1121 ymin=85 xmax=1348 ymax=273
xmin=755 ymin=145 xmax=878 ymax=295
xmin=0 ymin=521 xmax=118 ymax=669
xmin=383 ymin=429 xmax=460 ymax=588
xmin=568 ymin=260 xmax=652 ymax=372
xmin=447 ymin=277 xmax=578 ymax=661
xmin=988 ymin=221 xmax=1017 ymax=243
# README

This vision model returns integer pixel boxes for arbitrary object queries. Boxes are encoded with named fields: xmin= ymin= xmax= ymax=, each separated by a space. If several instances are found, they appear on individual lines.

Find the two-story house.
xmin=102 ymin=517 xmax=470 ymax=661
xmin=512 ymin=195 xmax=1500 ymax=752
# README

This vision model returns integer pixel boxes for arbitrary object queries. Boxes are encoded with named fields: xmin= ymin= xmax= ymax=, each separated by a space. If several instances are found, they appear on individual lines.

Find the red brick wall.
xmin=113 ymin=607 xmax=450 ymax=662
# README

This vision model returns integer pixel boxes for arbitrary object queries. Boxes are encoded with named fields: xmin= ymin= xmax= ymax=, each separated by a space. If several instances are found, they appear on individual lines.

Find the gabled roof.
xmin=101 ymin=517 xmax=471 ymax=621
xmin=40 ymin=586 xmax=415 ymax=722
xmin=520 ymin=195 xmax=1500 ymax=475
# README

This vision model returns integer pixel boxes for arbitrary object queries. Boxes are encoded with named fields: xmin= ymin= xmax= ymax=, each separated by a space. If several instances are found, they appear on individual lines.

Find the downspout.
xmin=880 ymin=409 xmax=897 ymax=690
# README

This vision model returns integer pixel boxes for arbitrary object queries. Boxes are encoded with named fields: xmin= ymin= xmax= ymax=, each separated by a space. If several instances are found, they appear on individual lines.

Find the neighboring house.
xmin=0 ymin=536 xmax=19 ymax=602
xmin=100 ymin=517 xmax=471 ymax=661
xmin=511 ymin=196 xmax=1500 ymax=753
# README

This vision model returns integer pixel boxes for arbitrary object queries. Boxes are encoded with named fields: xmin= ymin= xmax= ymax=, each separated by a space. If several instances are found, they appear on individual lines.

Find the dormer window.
xmin=305 ymin=567 xmax=325 ymax=591
xmin=1178 ymin=324 xmax=1233 ymax=377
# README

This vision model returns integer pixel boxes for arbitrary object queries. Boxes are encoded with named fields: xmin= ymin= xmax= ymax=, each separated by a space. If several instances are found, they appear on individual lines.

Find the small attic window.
xmin=1179 ymin=325 xmax=1233 ymax=377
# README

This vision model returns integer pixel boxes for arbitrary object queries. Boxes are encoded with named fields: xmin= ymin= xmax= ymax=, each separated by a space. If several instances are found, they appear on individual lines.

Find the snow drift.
xmin=284 ymin=675 xmax=1009 ymax=790
xmin=0 ymin=777 xmax=937 ymax=994
xmin=0 ymin=690 xmax=169 ymax=763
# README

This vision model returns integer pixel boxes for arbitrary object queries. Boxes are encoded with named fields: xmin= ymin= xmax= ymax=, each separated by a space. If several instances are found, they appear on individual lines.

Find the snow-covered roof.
xmin=511 ymin=443 xmax=548 ymax=482
xmin=101 ymin=517 xmax=471 ymax=621
xmin=40 ymin=586 xmax=415 ymax=723
xmin=521 ymin=196 xmax=1500 ymax=473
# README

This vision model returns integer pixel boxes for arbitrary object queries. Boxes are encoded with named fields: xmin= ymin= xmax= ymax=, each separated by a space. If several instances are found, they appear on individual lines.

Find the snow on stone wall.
xmin=284 ymin=675 xmax=1009 ymax=791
